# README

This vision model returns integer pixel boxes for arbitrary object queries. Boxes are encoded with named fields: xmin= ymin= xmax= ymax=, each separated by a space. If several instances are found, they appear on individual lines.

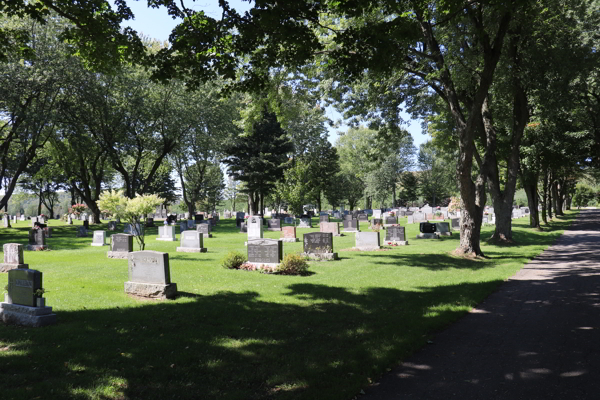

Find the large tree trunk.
xmin=523 ymin=181 xmax=540 ymax=229
xmin=551 ymin=178 xmax=561 ymax=216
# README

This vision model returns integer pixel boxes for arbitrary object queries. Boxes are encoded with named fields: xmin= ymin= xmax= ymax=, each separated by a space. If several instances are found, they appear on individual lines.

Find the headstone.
xmin=370 ymin=218 xmax=383 ymax=229
xmin=303 ymin=232 xmax=337 ymax=260
xmin=88 ymin=215 xmax=94 ymax=224
xmin=125 ymin=251 xmax=177 ymax=299
xmin=176 ymin=231 xmax=207 ymax=253
xmin=180 ymin=221 xmax=188 ymax=233
xmin=76 ymin=226 xmax=88 ymax=237
xmin=3 ymin=215 xmax=11 ymax=228
xmin=384 ymin=226 xmax=407 ymax=245
xmin=187 ymin=220 xmax=195 ymax=229
xmin=297 ymin=217 xmax=312 ymax=228
xmin=342 ymin=219 xmax=359 ymax=232
xmin=43 ymin=227 xmax=52 ymax=238
xmin=435 ymin=222 xmax=452 ymax=236
xmin=0 ymin=268 xmax=56 ymax=326
xmin=194 ymin=214 xmax=204 ymax=223
xmin=108 ymin=221 xmax=117 ymax=231
xmin=240 ymin=222 xmax=247 ymax=233
xmin=146 ymin=217 xmax=155 ymax=227
xmin=422 ymin=206 xmax=433 ymax=214
xmin=247 ymin=216 xmax=264 ymax=240
xmin=280 ymin=226 xmax=298 ymax=242
xmin=384 ymin=216 xmax=398 ymax=226
xmin=27 ymin=229 xmax=47 ymax=250
xmin=267 ymin=218 xmax=281 ymax=231
xmin=344 ymin=214 xmax=353 ymax=221
xmin=416 ymin=222 xmax=439 ymax=239
xmin=0 ymin=243 xmax=28 ymax=272
xmin=91 ymin=231 xmax=108 ymax=246
xmin=357 ymin=213 xmax=368 ymax=222
xmin=320 ymin=222 xmax=341 ymax=236
xmin=107 ymin=233 xmax=134 ymax=259
xmin=355 ymin=232 xmax=380 ymax=250
xmin=247 ymin=239 xmax=283 ymax=266
xmin=31 ymin=217 xmax=39 ymax=228
xmin=373 ymin=209 xmax=382 ymax=219
xmin=83 ymin=220 xmax=89 ymax=229
xmin=196 ymin=223 xmax=212 ymax=238
xmin=20 ymin=215 xmax=25 ymax=221
xmin=407 ymin=215 xmax=414 ymax=224
xmin=333 ymin=212 xmax=341 ymax=219
xmin=319 ymin=215 xmax=330 ymax=223
xmin=157 ymin=225 xmax=176 ymax=241
xmin=67 ymin=215 xmax=73 ymax=225
xmin=451 ymin=218 xmax=460 ymax=230
xmin=284 ymin=217 xmax=294 ymax=224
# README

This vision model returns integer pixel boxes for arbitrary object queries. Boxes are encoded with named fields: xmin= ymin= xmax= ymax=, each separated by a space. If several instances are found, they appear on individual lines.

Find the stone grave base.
xmin=156 ymin=238 xmax=177 ymax=241
xmin=26 ymin=245 xmax=48 ymax=251
xmin=279 ymin=238 xmax=299 ymax=242
xmin=342 ymin=229 xmax=359 ymax=233
xmin=245 ymin=262 xmax=280 ymax=269
xmin=416 ymin=233 xmax=440 ymax=239
xmin=267 ymin=228 xmax=282 ymax=231
xmin=107 ymin=251 xmax=131 ymax=259
xmin=124 ymin=281 xmax=177 ymax=300
xmin=353 ymin=246 xmax=381 ymax=251
xmin=0 ymin=303 xmax=57 ymax=327
xmin=384 ymin=241 xmax=408 ymax=246
xmin=200 ymin=233 xmax=213 ymax=238
xmin=296 ymin=226 xmax=312 ymax=229
xmin=437 ymin=232 xmax=452 ymax=236
xmin=0 ymin=263 xmax=28 ymax=273
xmin=176 ymin=247 xmax=207 ymax=253
xmin=303 ymin=252 xmax=338 ymax=261
xmin=91 ymin=243 xmax=108 ymax=247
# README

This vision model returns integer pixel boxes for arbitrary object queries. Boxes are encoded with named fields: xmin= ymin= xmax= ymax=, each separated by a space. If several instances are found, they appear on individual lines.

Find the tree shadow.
xmin=0 ymin=280 xmax=502 ymax=400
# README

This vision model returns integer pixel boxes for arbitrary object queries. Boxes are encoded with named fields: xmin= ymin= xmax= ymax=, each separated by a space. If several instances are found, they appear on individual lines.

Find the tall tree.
xmin=223 ymin=109 xmax=293 ymax=215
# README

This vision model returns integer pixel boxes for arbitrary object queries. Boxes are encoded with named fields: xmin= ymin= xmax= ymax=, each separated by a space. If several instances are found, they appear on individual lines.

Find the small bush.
xmin=221 ymin=251 xmax=247 ymax=269
xmin=277 ymin=253 xmax=310 ymax=275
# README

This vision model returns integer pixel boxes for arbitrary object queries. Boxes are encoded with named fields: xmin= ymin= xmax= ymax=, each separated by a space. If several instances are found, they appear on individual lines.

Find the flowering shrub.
xmin=70 ymin=203 xmax=87 ymax=216
xmin=447 ymin=196 xmax=463 ymax=213
xmin=276 ymin=253 xmax=310 ymax=275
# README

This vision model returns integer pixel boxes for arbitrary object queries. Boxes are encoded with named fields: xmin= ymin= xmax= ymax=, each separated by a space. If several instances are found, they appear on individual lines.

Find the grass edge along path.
xmin=0 ymin=211 xmax=578 ymax=400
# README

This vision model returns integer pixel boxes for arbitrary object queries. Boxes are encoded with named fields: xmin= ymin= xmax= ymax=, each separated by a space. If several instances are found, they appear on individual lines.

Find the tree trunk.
xmin=551 ymin=179 xmax=561 ymax=216
xmin=522 ymin=181 xmax=540 ymax=229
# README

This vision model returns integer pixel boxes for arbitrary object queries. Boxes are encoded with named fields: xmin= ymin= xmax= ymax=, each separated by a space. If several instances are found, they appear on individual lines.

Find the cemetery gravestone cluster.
xmin=355 ymin=232 xmax=381 ymax=251
xmin=125 ymin=251 xmax=177 ymax=299
xmin=107 ymin=234 xmax=134 ymax=259
xmin=384 ymin=226 xmax=408 ymax=245
xmin=0 ymin=243 xmax=28 ymax=272
xmin=303 ymin=232 xmax=338 ymax=260
xmin=247 ymin=239 xmax=283 ymax=267
xmin=0 ymin=268 xmax=56 ymax=327
xmin=176 ymin=231 xmax=207 ymax=253
xmin=280 ymin=226 xmax=298 ymax=242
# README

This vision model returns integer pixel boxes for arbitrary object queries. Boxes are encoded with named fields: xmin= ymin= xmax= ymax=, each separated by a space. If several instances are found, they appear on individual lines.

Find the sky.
xmin=115 ymin=0 xmax=429 ymax=149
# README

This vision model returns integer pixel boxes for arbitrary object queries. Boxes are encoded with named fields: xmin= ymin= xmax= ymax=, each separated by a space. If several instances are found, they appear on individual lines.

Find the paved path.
xmin=363 ymin=209 xmax=600 ymax=400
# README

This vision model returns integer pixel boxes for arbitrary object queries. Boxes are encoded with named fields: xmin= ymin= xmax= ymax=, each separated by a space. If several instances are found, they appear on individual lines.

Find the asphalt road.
xmin=362 ymin=209 xmax=600 ymax=400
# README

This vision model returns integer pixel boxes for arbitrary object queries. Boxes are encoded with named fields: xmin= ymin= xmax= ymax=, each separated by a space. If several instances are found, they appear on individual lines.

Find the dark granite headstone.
xmin=420 ymin=222 xmax=437 ymax=234
xmin=247 ymin=239 xmax=282 ymax=264
xmin=240 ymin=222 xmax=247 ymax=233
xmin=29 ymin=229 xmax=45 ymax=246
xmin=111 ymin=234 xmax=133 ymax=252
xmin=6 ymin=268 xmax=42 ymax=307
xmin=108 ymin=221 xmax=117 ymax=231
xmin=267 ymin=218 xmax=281 ymax=230
xmin=385 ymin=216 xmax=398 ymax=225
xmin=371 ymin=218 xmax=383 ymax=227
xmin=303 ymin=232 xmax=334 ymax=254
xmin=194 ymin=214 xmax=204 ymax=223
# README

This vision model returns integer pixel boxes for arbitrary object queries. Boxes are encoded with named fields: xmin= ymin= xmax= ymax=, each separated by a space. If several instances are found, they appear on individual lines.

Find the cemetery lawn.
xmin=0 ymin=212 xmax=577 ymax=400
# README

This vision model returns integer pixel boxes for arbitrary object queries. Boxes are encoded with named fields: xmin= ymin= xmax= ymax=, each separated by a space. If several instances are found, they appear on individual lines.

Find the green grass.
xmin=0 ymin=212 xmax=578 ymax=400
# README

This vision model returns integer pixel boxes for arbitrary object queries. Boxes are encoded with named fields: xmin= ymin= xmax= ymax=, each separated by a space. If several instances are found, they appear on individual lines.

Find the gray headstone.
xmin=303 ymin=232 xmax=334 ymax=254
xmin=108 ymin=221 xmax=117 ymax=231
xmin=3 ymin=243 xmax=25 ymax=265
xmin=128 ymin=251 xmax=171 ymax=284
xmin=355 ymin=232 xmax=380 ymax=250
xmin=451 ymin=218 xmax=460 ymax=230
xmin=343 ymin=219 xmax=359 ymax=231
xmin=29 ymin=229 xmax=45 ymax=245
xmin=247 ymin=216 xmax=264 ymax=239
xmin=179 ymin=230 xmax=204 ymax=249
xmin=267 ymin=218 xmax=281 ymax=230
xmin=385 ymin=216 xmax=398 ymax=225
xmin=385 ymin=226 xmax=406 ymax=242
xmin=6 ymin=268 xmax=42 ymax=307
xmin=284 ymin=217 xmax=294 ymax=224
xmin=196 ymin=223 xmax=211 ymax=236
xmin=247 ymin=239 xmax=282 ymax=265
xmin=77 ymin=226 xmax=88 ymax=237
xmin=91 ymin=231 xmax=107 ymax=246
xmin=157 ymin=225 xmax=176 ymax=241
xmin=319 ymin=215 xmax=330 ymax=223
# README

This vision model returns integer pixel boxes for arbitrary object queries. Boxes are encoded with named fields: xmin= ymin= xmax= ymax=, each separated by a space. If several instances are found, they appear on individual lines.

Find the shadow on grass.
xmin=0 ymin=280 xmax=502 ymax=400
